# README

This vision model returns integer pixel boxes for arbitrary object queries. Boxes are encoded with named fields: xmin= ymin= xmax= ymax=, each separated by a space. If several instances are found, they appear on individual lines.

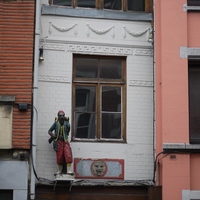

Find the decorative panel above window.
xmin=72 ymin=55 xmax=126 ymax=142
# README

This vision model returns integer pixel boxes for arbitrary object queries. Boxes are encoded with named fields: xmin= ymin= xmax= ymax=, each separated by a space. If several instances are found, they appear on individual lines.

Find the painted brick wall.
xmin=0 ymin=0 xmax=35 ymax=149
xmin=36 ymin=12 xmax=154 ymax=181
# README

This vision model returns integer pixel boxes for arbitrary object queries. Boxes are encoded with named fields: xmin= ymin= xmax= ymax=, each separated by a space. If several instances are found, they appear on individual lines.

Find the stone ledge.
xmin=0 ymin=96 xmax=15 ymax=102
xmin=163 ymin=143 xmax=200 ymax=152
xmin=183 ymin=4 xmax=200 ymax=11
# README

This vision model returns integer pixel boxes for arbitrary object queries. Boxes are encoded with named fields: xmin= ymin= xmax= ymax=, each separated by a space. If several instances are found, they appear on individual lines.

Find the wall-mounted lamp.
xmin=39 ymin=47 xmax=44 ymax=61
xmin=147 ymin=29 xmax=154 ymax=44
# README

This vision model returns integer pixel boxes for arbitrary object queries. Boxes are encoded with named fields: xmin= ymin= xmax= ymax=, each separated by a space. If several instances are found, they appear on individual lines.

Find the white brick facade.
xmin=36 ymin=5 xmax=154 ymax=182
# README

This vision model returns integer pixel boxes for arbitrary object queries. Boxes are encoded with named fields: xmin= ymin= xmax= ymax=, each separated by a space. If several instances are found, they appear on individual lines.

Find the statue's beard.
xmin=59 ymin=118 xmax=64 ymax=125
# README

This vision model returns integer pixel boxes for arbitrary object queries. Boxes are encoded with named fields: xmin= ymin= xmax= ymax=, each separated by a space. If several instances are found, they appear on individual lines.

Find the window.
xmin=0 ymin=96 xmax=15 ymax=149
xmin=72 ymin=55 xmax=126 ymax=142
xmin=0 ymin=190 xmax=13 ymax=200
xmin=188 ymin=0 xmax=200 ymax=6
xmin=127 ymin=0 xmax=145 ymax=11
xmin=77 ymin=0 xmax=96 ymax=8
xmin=189 ymin=61 xmax=200 ymax=143
xmin=53 ymin=0 xmax=152 ymax=12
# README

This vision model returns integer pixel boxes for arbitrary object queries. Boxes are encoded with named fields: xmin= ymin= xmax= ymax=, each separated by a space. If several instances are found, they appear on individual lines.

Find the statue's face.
xmin=58 ymin=112 xmax=65 ymax=125
xmin=91 ymin=161 xmax=107 ymax=176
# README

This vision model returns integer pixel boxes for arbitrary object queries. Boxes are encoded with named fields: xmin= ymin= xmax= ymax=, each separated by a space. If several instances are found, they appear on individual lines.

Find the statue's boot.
xmin=67 ymin=163 xmax=74 ymax=175
xmin=56 ymin=165 xmax=63 ymax=175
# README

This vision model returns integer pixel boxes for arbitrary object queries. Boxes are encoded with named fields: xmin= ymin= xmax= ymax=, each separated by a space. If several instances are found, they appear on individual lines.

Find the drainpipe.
xmin=30 ymin=0 xmax=40 ymax=199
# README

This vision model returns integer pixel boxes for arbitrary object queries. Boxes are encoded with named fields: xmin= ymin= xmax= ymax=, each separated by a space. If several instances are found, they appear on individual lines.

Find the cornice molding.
xmin=67 ymin=44 xmax=133 ymax=55
xmin=38 ymin=75 xmax=70 ymax=83
xmin=42 ymin=44 xmax=65 ymax=51
xmin=135 ymin=48 xmax=153 ymax=56
xmin=129 ymin=80 xmax=153 ymax=87
xmin=39 ymin=43 xmax=153 ymax=57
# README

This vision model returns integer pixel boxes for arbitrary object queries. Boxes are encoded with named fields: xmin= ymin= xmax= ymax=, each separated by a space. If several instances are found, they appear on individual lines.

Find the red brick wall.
xmin=0 ymin=0 xmax=35 ymax=149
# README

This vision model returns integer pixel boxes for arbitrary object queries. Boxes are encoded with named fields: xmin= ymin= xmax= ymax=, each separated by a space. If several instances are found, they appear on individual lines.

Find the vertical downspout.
xmin=152 ymin=0 xmax=156 ymax=184
xmin=30 ymin=0 xmax=40 ymax=199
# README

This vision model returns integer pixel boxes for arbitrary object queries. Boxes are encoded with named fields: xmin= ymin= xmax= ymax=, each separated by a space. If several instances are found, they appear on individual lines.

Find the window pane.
xmin=75 ymin=86 xmax=96 ymax=139
xmin=189 ymin=66 xmax=200 ymax=143
xmin=0 ymin=190 xmax=13 ymax=200
xmin=75 ymin=58 xmax=98 ymax=78
xmin=102 ymin=113 xmax=121 ymax=139
xmin=75 ymin=86 xmax=96 ymax=112
xmin=100 ymin=59 xmax=122 ymax=79
xmin=77 ymin=0 xmax=96 ymax=8
xmin=53 ymin=0 xmax=71 ymax=6
xmin=101 ymin=86 xmax=122 ymax=139
xmin=104 ymin=0 xmax=121 ymax=10
xmin=188 ymin=0 xmax=200 ymax=6
xmin=102 ymin=86 xmax=121 ymax=112
xmin=75 ymin=113 xmax=96 ymax=138
xmin=127 ymin=0 xmax=145 ymax=11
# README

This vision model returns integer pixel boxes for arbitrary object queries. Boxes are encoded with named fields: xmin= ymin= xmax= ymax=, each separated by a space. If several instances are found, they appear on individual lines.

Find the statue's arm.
xmin=48 ymin=122 xmax=56 ymax=136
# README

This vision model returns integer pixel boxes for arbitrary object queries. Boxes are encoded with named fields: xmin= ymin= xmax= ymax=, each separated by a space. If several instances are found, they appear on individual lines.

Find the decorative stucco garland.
xmin=48 ymin=21 xmax=151 ymax=41
xmin=86 ymin=23 xmax=115 ymax=38
xmin=123 ymin=26 xmax=150 ymax=38
xmin=49 ymin=21 xmax=77 ymax=35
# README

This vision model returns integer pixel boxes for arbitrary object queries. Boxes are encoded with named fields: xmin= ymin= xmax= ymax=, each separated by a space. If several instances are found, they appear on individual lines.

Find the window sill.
xmin=163 ymin=143 xmax=200 ymax=153
xmin=72 ymin=138 xmax=126 ymax=143
xmin=183 ymin=4 xmax=200 ymax=11
xmin=0 ymin=96 xmax=15 ymax=102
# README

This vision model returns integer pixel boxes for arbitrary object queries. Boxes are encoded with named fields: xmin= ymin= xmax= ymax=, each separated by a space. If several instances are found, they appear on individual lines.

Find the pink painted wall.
xmin=188 ymin=13 xmax=200 ymax=47
xmin=155 ymin=0 xmax=188 ymax=144
xmin=155 ymin=0 xmax=200 ymax=199
xmin=162 ymin=155 xmax=190 ymax=200
xmin=190 ymin=155 xmax=200 ymax=189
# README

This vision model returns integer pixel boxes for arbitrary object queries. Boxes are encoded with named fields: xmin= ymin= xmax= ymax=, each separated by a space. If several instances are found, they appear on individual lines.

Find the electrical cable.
xmin=152 ymin=151 xmax=163 ymax=183
xmin=29 ymin=103 xmax=54 ymax=186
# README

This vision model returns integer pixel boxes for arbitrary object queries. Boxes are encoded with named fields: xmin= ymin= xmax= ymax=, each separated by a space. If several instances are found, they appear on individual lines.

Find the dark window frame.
xmin=188 ymin=0 xmax=200 ymax=6
xmin=189 ymin=60 xmax=200 ymax=144
xmin=0 ymin=190 xmax=13 ymax=200
xmin=72 ymin=54 xmax=126 ymax=142
xmin=53 ymin=0 xmax=152 ymax=13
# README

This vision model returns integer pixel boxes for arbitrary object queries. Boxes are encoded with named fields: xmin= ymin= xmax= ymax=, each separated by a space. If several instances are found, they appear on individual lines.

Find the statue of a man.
xmin=48 ymin=110 xmax=73 ymax=175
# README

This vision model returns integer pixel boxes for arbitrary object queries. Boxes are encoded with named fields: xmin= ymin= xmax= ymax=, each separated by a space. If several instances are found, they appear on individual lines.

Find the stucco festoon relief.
xmin=49 ymin=21 xmax=78 ymax=35
xmin=123 ymin=26 xmax=150 ymax=39
xmin=48 ymin=21 xmax=151 ymax=40
xmin=86 ymin=24 xmax=115 ymax=38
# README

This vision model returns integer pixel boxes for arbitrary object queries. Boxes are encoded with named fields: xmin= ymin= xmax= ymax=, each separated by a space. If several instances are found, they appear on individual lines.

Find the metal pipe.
xmin=30 ymin=0 xmax=40 ymax=198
